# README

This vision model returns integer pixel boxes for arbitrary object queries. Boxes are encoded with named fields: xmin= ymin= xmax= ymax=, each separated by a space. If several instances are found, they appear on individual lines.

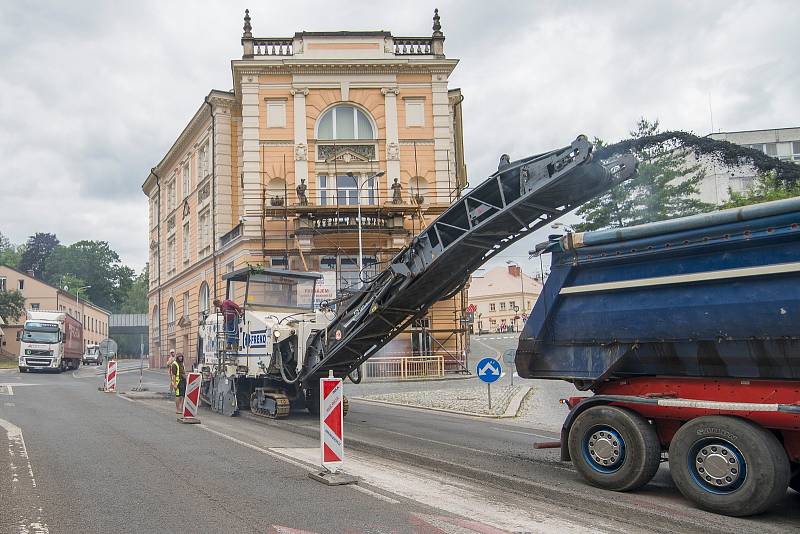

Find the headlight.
xmin=273 ymin=329 xmax=281 ymax=339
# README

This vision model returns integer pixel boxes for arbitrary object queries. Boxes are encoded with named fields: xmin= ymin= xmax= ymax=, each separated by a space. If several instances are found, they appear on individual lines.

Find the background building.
xmin=469 ymin=265 xmax=541 ymax=334
xmin=0 ymin=265 xmax=110 ymax=358
xmin=695 ymin=127 xmax=800 ymax=204
xmin=143 ymin=10 xmax=469 ymax=371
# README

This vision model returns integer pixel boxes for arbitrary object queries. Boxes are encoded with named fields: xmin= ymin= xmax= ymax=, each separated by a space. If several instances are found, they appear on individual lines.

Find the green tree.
xmin=119 ymin=265 xmax=148 ymax=314
xmin=720 ymin=171 xmax=800 ymax=208
xmin=19 ymin=233 xmax=59 ymax=278
xmin=0 ymin=290 xmax=26 ymax=323
xmin=0 ymin=233 xmax=24 ymax=269
xmin=575 ymin=118 xmax=713 ymax=231
xmin=43 ymin=240 xmax=134 ymax=312
xmin=60 ymin=274 xmax=89 ymax=300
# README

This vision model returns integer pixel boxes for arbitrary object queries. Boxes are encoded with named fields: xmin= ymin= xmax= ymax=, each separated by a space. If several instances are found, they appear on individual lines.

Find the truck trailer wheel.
xmin=567 ymin=405 xmax=661 ymax=492
xmin=668 ymin=416 xmax=790 ymax=516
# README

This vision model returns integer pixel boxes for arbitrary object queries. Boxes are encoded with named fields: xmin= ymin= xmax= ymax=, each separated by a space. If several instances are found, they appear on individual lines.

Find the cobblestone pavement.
xmin=358 ymin=383 xmax=523 ymax=415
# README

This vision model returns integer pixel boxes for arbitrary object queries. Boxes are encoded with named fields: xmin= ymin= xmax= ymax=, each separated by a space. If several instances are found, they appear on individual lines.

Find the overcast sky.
xmin=1 ymin=0 xmax=798 ymax=274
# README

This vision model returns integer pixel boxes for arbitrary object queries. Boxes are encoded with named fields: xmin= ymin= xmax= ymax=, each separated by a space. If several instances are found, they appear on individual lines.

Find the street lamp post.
xmin=347 ymin=170 xmax=385 ymax=287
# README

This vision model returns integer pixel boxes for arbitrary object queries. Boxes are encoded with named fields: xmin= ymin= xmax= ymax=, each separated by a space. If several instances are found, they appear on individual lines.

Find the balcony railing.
xmin=393 ymin=38 xmax=433 ymax=55
xmin=253 ymin=38 xmax=293 ymax=56
xmin=219 ymin=223 xmax=242 ymax=248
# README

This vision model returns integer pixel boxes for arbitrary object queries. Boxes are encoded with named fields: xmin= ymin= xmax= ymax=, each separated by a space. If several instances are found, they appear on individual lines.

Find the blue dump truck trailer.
xmin=516 ymin=196 xmax=800 ymax=516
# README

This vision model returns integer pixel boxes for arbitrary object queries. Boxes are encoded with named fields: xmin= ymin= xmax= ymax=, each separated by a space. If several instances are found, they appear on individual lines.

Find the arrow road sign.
xmin=476 ymin=357 xmax=501 ymax=383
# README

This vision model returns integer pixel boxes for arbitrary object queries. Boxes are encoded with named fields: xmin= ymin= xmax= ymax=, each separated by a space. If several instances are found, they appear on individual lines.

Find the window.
xmin=18 ymin=279 xmax=24 ymax=290
xmin=509 ymin=301 xmax=516 ymax=310
xmin=198 ymin=141 xmax=210 ymax=179
xmin=793 ymin=141 xmax=800 ymax=161
xmin=411 ymin=317 xmax=432 ymax=356
xmin=198 ymin=208 xmax=211 ymax=256
xmin=226 ymin=261 xmax=234 ymax=273
xmin=316 ymin=105 xmax=375 ymax=140
xmin=320 ymin=255 xmax=377 ymax=292
xmin=317 ymin=174 xmax=377 ymax=206
xmin=166 ymin=175 xmax=177 ymax=211
xmin=0 ymin=277 xmax=5 ymax=291
xmin=167 ymin=236 xmax=176 ymax=274
xmin=167 ymin=298 xmax=176 ymax=328
xmin=404 ymin=98 xmax=425 ymax=127
xmin=270 ymin=256 xmax=288 ymax=268
xmin=489 ymin=303 xmax=496 ymax=312
xmin=182 ymin=292 xmax=189 ymax=319
xmin=152 ymin=305 xmax=160 ymax=338
xmin=266 ymin=100 xmax=286 ymax=128
xmin=500 ymin=302 xmax=506 ymax=311
xmin=182 ymin=163 xmax=191 ymax=199
xmin=182 ymin=222 xmax=190 ymax=263
xmin=149 ymin=193 xmax=159 ymax=229
xmin=198 ymin=282 xmax=210 ymax=317
xmin=765 ymin=143 xmax=778 ymax=157
xmin=30 ymin=303 xmax=40 ymax=310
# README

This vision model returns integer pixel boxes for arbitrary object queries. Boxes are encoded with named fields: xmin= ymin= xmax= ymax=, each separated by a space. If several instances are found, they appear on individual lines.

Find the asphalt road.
xmin=0 ymin=365 xmax=515 ymax=533
xmin=3 ymin=358 xmax=799 ymax=533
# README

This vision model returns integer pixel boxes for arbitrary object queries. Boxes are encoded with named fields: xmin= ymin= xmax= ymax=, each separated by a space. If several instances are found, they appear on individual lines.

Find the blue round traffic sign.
xmin=476 ymin=357 xmax=502 ymax=383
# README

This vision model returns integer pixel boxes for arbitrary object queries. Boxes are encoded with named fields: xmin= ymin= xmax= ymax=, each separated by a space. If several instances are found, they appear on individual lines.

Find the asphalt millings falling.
xmin=595 ymin=131 xmax=800 ymax=182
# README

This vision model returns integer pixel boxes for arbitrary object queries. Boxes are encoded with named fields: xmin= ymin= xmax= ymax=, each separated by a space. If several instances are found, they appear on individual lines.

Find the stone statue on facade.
xmin=296 ymin=178 xmax=308 ymax=206
xmin=391 ymin=177 xmax=403 ymax=204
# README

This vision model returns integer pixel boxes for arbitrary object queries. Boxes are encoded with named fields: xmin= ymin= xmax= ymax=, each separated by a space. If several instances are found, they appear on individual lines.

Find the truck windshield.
xmin=86 ymin=347 xmax=99 ymax=355
xmin=22 ymin=323 xmax=60 ymax=344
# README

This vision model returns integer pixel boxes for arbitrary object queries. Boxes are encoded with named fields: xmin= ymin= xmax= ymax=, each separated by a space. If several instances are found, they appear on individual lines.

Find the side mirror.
xmin=16 ymin=331 xmax=21 ymax=341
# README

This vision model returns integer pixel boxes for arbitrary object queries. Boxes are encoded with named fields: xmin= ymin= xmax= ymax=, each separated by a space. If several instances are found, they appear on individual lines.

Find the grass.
xmin=0 ymin=359 xmax=18 ymax=369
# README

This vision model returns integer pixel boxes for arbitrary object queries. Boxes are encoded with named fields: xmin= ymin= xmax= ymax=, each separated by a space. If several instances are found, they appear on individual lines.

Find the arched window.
xmin=316 ymin=105 xmax=375 ymax=140
xmin=167 ymin=298 xmax=175 ymax=324
xmin=198 ymin=282 xmax=210 ymax=317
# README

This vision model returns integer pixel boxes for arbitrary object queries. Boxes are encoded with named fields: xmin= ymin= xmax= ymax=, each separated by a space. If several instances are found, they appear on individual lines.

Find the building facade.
xmin=469 ymin=265 xmax=542 ymax=334
xmin=143 ymin=10 xmax=469 ymax=370
xmin=695 ymin=127 xmax=800 ymax=204
xmin=0 ymin=266 xmax=111 ymax=358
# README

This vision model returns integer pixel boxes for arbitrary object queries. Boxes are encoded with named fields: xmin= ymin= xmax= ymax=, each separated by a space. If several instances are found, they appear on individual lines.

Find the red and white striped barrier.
xmin=180 ymin=372 xmax=202 ymax=423
xmin=320 ymin=375 xmax=344 ymax=473
xmin=104 ymin=360 xmax=117 ymax=392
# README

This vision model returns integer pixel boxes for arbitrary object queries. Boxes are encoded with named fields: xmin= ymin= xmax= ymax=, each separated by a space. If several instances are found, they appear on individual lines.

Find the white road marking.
xmin=0 ymin=417 xmax=49 ymax=533
xmin=0 ymin=385 xmax=13 ymax=395
xmin=492 ymin=426 xmax=558 ymax=440
xmin=5 ymin=403 xmax=15 ymax=407
xmin=273 ymin=446 xmax=605 ymax=533
xmin=350 ymin=483 xmax=401 ymax=504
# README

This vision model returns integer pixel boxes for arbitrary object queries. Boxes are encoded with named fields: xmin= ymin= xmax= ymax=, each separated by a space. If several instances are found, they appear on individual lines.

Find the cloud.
xmin=0 ymin=0 xmax=798 ymax=276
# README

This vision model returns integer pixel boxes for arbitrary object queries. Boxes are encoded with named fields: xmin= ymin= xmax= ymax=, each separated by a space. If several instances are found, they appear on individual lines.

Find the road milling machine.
xmin=197 ymin=135 xmax=636 ymax=419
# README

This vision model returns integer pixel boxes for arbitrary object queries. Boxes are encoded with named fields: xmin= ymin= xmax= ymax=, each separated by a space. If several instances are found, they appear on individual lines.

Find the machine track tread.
xmin=250 ymin=391 xmax=291 ymax=419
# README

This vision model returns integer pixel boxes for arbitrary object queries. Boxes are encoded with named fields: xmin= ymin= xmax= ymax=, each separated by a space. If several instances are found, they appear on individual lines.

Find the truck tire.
xmin=668 ymin=416 xmax=790 ymax=516
xmin=567 ymin=405 xmax=661 ymax=492
xmin=792 ymin=469 xmax=800 ymax=494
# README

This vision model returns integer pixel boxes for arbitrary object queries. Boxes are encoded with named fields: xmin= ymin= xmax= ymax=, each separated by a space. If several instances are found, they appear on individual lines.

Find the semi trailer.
xmin=196 ymin=135 xmax=636 ymax=418
xmin=18 ymin=310 xmax=83 ymax=372
xmin=516 ymin=197 xmax=800 ymax=516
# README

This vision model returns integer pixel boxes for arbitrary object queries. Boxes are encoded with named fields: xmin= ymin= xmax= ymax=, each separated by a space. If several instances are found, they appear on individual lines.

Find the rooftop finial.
xmin=432 ymin=8 xmax=442 ymax=35
xmin=243 ymin=9 xmax=252 ymax=38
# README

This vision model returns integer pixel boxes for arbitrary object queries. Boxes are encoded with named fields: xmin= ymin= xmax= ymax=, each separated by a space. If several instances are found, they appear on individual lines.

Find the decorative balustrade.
xmin=219 ymin=223 xmax=242 ymax=248
xmin=311 ymin=214 xmax=390 ymax=230
xmin=253 ymin=38 xmax=293 ymax=56
xmin=393 ymin=38 xmax=433 ymax=55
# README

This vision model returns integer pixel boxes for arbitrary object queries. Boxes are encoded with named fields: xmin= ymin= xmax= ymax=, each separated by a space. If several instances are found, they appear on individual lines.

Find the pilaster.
xmin=291 ymin=87 xmax=309 ymax=189
xmin=431 ymin=77 xmax=452 ymax=203
xmin=382 ymin=87 xmax=401 ymax=192
xmin=241 ymin=77 xmax=261 ymax=238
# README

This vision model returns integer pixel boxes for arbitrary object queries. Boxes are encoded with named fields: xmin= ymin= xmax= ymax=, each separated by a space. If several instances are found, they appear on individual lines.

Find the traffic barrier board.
xmin=179 ymin=372 xmax=202 ymax=424
xmin=320 ymin=375 xmax=344 ymax=473
xmin=476 ymin=357 xmax=501 ymax=383
xmin=104 ymin=360 xmax=117 ymax=392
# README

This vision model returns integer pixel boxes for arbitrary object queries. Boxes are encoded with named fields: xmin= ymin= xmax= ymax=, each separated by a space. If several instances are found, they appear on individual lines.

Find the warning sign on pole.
xmin=320 ymin=375 xmax=344 ymax=473
xmin=104 ymin=360 xmax=117 ymax=392
xmin=178 ymin=372 xmax=202 ymax=424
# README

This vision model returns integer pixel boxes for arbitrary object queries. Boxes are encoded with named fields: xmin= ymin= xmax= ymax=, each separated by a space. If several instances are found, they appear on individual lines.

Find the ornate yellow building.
xmin=143 ymin=10 xmax=468 ymax=370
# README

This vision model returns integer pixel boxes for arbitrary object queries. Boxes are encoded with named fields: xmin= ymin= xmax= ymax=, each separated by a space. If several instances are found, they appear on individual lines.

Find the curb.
xmin=352 ymin=385 xmax=532 ymax=419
